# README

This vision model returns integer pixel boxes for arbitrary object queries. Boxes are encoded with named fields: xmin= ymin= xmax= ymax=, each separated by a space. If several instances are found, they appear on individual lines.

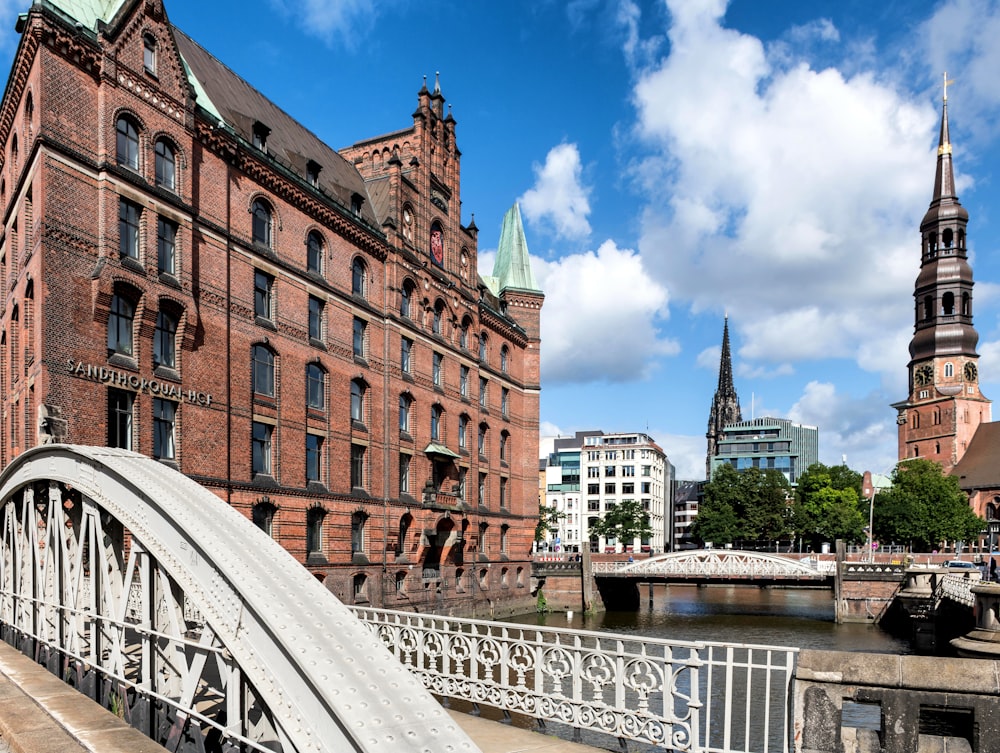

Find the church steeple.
xmin=707 ymin=316 xmax=742 ymax=479
xmin=894 ymin=78 xmax=990 ymax=473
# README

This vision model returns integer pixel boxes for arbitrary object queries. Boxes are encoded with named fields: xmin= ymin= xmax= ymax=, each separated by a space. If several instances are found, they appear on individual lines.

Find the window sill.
xmin=402 ymin=372 xmax=415 ymax=383
xmin=155 ymin=458 xmax=179 ymax=471
xmin=107 ymin=353 xmax=138 ymax=371
xmin=351 ymin=552 xmax=370 ymax=566
xmin=120 ymin=256 xmax=146 ymax=275
xmin=399 ymin=431 xmax=413 ymax=443
xmin=433 ymin=384 xmax=444 ymax=394
xmin=350 ymin=487 xmax=371 ymax=499
xmin=306 ymin=552 xmax=328 ymax=566
xmin=352 ymin=420 xmax=368 ymax=433
xmin=354 ymin=355 xmax=368 ymax=367
xmin=158 ymin=272 xmax=181 ymax=289
xmin=252 ymin=473 xmax=278 ymax=488
xmin=309 ymin=337 xmax=327 ymax=350
xmin=255 ymin=316 xmax=277 ymax=331
xmin=306 ymin=481 xmax=328 ymax=493
xmin=154 ymin=365 xmax=181 ymax=382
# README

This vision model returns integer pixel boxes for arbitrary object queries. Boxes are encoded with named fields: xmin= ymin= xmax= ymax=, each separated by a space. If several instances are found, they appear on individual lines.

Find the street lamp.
xmin=863 ymin=457 xmax=922 ymax=563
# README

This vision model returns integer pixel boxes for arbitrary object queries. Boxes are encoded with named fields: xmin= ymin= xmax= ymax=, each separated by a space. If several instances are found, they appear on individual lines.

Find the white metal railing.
xmin=351 ymin=607 xmax=798 ymax=753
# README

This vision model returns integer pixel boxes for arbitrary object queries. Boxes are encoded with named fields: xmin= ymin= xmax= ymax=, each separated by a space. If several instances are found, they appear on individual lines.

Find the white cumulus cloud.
xmin=630 ymin=0 xmax=938 ymax=378
xmin=534 ymin=240 xmax=676 ymax=383
xmin=519 ymin=143 xmax=593 ymax=241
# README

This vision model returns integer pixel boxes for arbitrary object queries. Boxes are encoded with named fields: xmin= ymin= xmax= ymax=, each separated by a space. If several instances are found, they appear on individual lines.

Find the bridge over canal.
xmin=589 ymin=550 xmax=834 ymax=610
xmin=0 ymin=445 xmax=998 ymax=753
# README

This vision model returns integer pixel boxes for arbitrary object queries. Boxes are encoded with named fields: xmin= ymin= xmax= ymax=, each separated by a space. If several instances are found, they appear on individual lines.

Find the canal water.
xmin=505 ymin=584 xmax=911 ymax=654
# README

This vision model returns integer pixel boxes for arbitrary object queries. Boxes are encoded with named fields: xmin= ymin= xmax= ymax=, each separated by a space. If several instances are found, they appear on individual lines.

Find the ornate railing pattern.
xmin=939 ymin=573 xmax=978 ymax=607
xmin=0 ymin=445 xmax=476 ymax=753
xmin=351 ymin=607 xmax=798 ymax=753
xmin=592 ymin=550 xmax=830 ymax=579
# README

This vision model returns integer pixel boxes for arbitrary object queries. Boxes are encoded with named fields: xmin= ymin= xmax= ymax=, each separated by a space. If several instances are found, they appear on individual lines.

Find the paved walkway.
xmin=0 ymin=639 xmax=605 ymax=753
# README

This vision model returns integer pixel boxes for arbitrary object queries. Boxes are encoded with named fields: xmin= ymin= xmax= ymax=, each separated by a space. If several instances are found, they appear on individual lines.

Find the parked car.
xmin=944 ymin=560 xmax=976 ymax=570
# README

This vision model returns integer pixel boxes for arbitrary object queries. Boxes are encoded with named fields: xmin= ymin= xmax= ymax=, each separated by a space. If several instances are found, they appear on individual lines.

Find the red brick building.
xmin=0 ymin=0 xmax=543 ymax=616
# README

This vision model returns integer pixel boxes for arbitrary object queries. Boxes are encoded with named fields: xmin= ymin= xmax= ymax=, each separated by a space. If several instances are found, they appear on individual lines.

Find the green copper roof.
xmin=492 ymin=203 xmax=540 ymax=293
xmin=40 ymin=0 xmax=128 ymax=30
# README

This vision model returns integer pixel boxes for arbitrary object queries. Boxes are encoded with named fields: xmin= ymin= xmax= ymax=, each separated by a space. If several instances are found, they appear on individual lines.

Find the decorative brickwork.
xmin=0 ymin=1 xmax=541 ymax=616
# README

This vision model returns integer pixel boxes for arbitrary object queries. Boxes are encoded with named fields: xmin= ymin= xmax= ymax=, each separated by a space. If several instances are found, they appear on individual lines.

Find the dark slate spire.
xmin=706 ymin=316 xmax=743 ymax=479
xmin=909 ymin=74 xmax=977 ymax=367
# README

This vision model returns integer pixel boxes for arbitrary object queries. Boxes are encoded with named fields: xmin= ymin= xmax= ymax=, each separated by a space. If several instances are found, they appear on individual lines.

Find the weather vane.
xmin=943 ymin=71 xmax=955 ymax=102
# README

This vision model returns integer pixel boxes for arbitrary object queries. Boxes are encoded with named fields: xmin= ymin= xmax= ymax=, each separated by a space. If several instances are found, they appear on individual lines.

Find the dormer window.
xmin=351 ymin=193 xmax=364 ymax=216
xmin=252 ymin=122 xmax=270 ymax=152
xmin=306 ymin=160 xmax=321 ymax=187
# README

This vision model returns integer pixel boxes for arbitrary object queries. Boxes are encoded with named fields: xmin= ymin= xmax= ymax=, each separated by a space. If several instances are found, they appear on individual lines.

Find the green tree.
xmin=535 ymin=504 xmax=565 ymax=543
xmin=793 ymin=463 xmax=865 ymax=549
xmin=589 ymin=499 xmax=653 ymax=547
xmin=692 ymin=464 xmax=743 ymax=545
xmin=873 ymin=459 xmax=983 ymax=551
xmin=743 ymin=468 xmax=794 ymax=543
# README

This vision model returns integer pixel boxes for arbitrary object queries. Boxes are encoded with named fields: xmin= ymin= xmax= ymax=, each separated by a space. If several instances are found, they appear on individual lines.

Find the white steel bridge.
xmin=0 ymin=445 xmax=804 ymax=753
xmin=0 ymin=445 xmax=478 ymax=753
xmin=592 ymin=549 xmax=834 ymax=583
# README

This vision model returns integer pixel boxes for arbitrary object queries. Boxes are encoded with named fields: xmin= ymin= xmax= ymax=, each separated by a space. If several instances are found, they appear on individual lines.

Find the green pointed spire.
xmin=492 ymin=203 xmax=540 ymax=293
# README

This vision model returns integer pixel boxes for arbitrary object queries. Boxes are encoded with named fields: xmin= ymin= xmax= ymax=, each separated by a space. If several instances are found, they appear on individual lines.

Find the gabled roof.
xmin=172 ymin=28 xmax=379 ymax=229
xmin=953 ymin=422 xmax=1000 ymax=489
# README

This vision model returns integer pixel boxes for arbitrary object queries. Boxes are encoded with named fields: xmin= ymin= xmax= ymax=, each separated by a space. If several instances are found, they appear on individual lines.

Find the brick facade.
xmin=0 ymin=0 xmax=542 ymax=617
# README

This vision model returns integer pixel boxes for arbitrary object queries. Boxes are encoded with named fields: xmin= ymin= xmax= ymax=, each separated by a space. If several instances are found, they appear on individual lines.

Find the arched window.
xmin=942 ymin=292 xmax=955 ymax=316
xmin=962 ymin=293 xmax=970 ymax=317
xmin=500 ymin=345 xmax=509 ymax=373
xmin=479 ymin=333 xmax=488 ymax=362
xmin=107 ymin=293 xmax=135 ymax=355
xmin=155 ymin=138 xmax=176 ymax=190
xmin=400 ymin=280 xmax=414 ymax=318
xmin=306 ymin=231 xmax=323 ymax=274
xmin=478 ymin=423 xmax=488 ymax=457
xmin=399 ymin=393 xmax=412 ymax=433
xmin=401 ymin=204 xmax=414 ymax=242
xmin=307 ymin=363 xmax=325 ymax=409
xmin=500 ymin=431 xmax=510 ymax=462
xmin=433 ymin=299 xmax=444 ymax=335
xmin=398 ymin=513 xmax=412 ymax=554
xmin=430 ymin=404 xmax=443 ymax=441
xmin=944 ymin=362 xmax=954 ymax=378
xmin=116 ymin=116 xmax=139 ymax=169
xmin=943 ymin=228 xmax=953 ymax=249
xmin=352 ymin=257 xmax=366 ymax=297
xmin=923 ymin=295 xmax=933 ymax=321
xmin=306 ymin=434 xmax=323 ymax=483
xmin=351 ymin=511 xmax=367 ymax=554
xmin=459 ymin=414 xmax=469 ymax=449
xmin=306 ymin=507 xmax=325 ymax=557
xmin=251 ymin=199 xmax=272 ymax=248
xmin=251 ymin=344 xmax=275 ymax=397
xmin=460 ymin=317 xmax=471 ymax=349
xmin=143 ymin=33 xmax=157 ymax=75
xmin=911 ymin=411 xmax=919 ymax=430
xmin=429 ymin=221 xmax=444 ymax=267
xmin=252 ymin=500 xmax=277 ymax=535
xmin=153 ymin=307 xmax=178 ymax=368
xmin=351 ymin=379 xmax=366 ymax=423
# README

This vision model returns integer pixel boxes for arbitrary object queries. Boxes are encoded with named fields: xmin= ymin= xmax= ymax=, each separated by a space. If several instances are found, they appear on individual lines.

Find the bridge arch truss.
xmin=0 ymin=445 xmax=475 ymax=753
xmin=593 ymin=549 xmax=827 ymax=580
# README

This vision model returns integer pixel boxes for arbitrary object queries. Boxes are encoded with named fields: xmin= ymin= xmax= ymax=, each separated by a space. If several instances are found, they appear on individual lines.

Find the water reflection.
xmin=506 ymin=584 xmax=911 ymax=654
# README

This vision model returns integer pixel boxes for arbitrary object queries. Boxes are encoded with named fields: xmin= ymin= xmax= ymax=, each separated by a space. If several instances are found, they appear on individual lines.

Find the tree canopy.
xmin=588 ymin=498 xmax=653 ymax=545
xmin=535 ymin=504 xmax=565 ymax=543
xmin=692 ymin=465 xmax=793 ymax=546
xmin=792 ymin=463 xmax=866 ymax=550
xmin=872 ymin=459 xmax=983 ymax=551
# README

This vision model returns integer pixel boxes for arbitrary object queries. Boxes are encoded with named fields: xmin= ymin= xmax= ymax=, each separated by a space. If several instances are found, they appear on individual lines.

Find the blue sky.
xmin=4 ymin=0 xmax=1000 ymax=480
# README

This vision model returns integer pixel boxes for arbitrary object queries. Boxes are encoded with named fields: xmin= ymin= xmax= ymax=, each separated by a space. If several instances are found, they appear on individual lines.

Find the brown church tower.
xmin=894 ymin=77 xmax=991 ymax=472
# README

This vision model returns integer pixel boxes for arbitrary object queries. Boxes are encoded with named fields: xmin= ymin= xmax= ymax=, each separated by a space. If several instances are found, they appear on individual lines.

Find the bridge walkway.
xmin=0 ymin=639 xmax=600 ymax=753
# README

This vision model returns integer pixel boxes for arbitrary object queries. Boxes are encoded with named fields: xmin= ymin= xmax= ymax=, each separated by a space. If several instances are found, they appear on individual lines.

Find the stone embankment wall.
xmin=794 ymin=650 xmax=1000 ymax=753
